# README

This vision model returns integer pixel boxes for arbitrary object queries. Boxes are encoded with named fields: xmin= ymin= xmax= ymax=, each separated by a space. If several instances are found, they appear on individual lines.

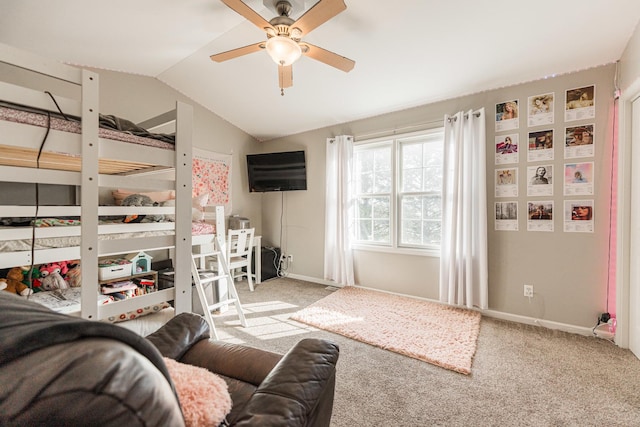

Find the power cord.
xmin=26 ymin=91 xmax=69 ymax=294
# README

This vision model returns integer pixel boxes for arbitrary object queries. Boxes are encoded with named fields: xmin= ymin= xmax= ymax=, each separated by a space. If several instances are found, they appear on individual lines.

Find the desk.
xmin=192 ymin=234 xmax=262 ymax=284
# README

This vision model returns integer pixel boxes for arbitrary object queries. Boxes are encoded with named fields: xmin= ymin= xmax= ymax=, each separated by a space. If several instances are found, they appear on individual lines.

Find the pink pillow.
xmin=163 ymin=357 xmax=232 ymax=427
xmin=112 ymin=189 xmax=175 ymax=206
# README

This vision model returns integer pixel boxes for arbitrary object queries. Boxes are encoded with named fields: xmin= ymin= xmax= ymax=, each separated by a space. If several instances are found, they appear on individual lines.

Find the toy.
xmin=20 ymin=266 xmax=43 ymax=293
xmin=40 ymin=262 xmax=69 ymax=291
xmin=2 ymin=267 xmax=33 ymax=296
xmin=122 ymin=194 xmax=163 ymax=223
xmin=65 ymin=260 xmax=82 ymax=287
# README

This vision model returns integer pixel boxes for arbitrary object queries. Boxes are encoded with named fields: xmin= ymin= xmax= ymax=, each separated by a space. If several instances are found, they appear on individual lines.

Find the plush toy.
xmin=2 ymin=267 xmax=33 ymax=296
xmin=20 ymin=266 xmax=43 ymax=293
xmin=65 ymin=260 xmax=82 ymax=288
xmin=122 ymin=194 xmax=163 ymax=223
xmin=40 ymin=262 xmax=69 ymax=291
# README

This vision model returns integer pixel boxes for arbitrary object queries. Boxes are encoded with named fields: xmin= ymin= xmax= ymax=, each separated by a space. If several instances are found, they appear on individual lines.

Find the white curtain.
xmin=439 ymin=109 xmax=488 ymax=309
xmin=324 ymin=135 xmax=355 ymax=286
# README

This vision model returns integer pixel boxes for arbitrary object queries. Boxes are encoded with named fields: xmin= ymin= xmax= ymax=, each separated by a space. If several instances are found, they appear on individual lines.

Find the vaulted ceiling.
xmin=1 ymin=0 xmax=639 ymax=141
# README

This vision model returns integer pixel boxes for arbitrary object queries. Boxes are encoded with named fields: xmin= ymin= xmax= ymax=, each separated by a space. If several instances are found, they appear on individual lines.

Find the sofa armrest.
xmin=232 ymin=338 xmax=339 ymax=427
xmin=145 ymin=312 xmax=210 ymax=360
xmin=180 ymin=339 xmax=283 ymax=386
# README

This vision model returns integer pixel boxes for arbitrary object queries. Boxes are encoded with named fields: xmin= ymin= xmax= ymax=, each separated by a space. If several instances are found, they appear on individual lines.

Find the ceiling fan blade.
xmin=279 ymin=64 xmax=293 ymax=89
xmin=301 ymin=43 xmax=355 ymax=72
xmin=221 ymin=0 xmax=273 ymax=31
xmin=210 ymin=42 xmax=265 ymax=62
xmin=292 ymin=0 xmax=347 ymax=36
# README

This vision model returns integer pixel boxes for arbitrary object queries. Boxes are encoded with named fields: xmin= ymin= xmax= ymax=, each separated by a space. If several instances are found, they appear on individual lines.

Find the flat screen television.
xmin=246 ymin=150 xmax=307 ymax=192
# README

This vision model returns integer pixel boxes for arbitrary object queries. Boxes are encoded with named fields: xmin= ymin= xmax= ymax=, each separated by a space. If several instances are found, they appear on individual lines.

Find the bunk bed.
xmin=0 ymin=43 xmax=193 ymax=323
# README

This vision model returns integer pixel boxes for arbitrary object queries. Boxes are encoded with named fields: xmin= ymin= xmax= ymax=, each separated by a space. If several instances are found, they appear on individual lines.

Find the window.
xmin=353 ymin=129 xmax=444 ymax=254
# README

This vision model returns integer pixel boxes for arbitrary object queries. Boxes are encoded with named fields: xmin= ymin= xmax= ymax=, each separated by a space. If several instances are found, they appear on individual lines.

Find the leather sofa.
xmin=0 ymin=292 xmax=339 ymax=426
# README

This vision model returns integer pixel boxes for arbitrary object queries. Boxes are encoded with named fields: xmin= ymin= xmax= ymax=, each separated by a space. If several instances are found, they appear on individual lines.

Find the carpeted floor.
xmin=290 ymin=286 xmax=481 ymax=374
xmin=212 ymin=277 xmax=640 ymax=427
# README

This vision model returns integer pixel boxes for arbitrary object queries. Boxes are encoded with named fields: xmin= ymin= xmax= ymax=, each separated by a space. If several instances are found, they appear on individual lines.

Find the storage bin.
xmin=98 ymin=259 xmax=133 ymax=281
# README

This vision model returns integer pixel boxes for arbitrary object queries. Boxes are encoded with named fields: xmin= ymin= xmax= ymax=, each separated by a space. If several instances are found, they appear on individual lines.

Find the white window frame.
xmin=352 ymin=128 xmax=444 ymax=257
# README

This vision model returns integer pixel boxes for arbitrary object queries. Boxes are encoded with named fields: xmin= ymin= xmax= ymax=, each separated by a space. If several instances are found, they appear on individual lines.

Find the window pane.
xmin=401 ymin=219 xmax=422 ymax=244
xmin=372 ymin=196 xmax=390 ymax=218
xmin=375 ymin=171 xmax=392 ymax=193
xmin=422 ymin=195 xmax=441 ymax=220
xmin=357 ymin=220 xmax=372 ymax=241
xmin=400 ymin=195 xmax=441 ymax=246
xmin=423 ymin=166 xmax=442 ymax=192
xmin=402 ymin=196 xmax=422 ymax=219
xmin=356 ymin=196 xmax=390 ymax=243
xmin=402 ymin=168 xmax=423 ymax=192
xmin=373 ymin=219 xmax=390 ymax=243
xmin=358 ymin=198 xmax=372 ymax=218
xmin=423 ymin=221 xmax=441 ymax=245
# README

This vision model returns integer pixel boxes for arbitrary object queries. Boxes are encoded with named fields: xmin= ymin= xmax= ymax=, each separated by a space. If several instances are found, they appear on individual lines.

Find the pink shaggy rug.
xmin=290 ymin=286 xmax=481 ymax=375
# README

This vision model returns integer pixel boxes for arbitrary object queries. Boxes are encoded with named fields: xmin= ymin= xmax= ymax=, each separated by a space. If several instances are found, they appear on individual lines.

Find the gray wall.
xmin=260 ymin=64 xmax=616 ymax=328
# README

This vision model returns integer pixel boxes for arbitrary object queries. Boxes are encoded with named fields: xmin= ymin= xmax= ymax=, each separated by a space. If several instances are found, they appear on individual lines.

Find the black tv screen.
xmin=247 ymin=150 xmax=307 ymax=192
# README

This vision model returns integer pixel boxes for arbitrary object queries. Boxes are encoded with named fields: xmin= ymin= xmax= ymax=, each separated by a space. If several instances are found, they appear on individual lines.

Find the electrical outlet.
xmin=524 ymin=284 xmax=534 ymax=298
xmin=287 ymin=254 xmax=293 ymax=263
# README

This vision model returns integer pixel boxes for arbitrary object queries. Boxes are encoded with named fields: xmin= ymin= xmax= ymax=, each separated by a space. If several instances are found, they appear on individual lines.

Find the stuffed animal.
xmin=2 ymin=267 xmax=33 ymax=296
xmin=122 ymin=194 xmax=163 ymax=223
xmin=20 ymin=266 xmax=43 ymax=293
xmin=65 ymin=260 xmax=82 ymax=287
xmin=40 ymin=262 xmax=69 ymax=291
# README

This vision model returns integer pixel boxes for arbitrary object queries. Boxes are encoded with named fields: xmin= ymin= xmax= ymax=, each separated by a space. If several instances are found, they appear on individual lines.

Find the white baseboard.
xmin=286 ymin=274 xmax=596 ymax=338
xmin=287 ymin=273 xmax=344 ymax=287
xmin=481 ymin=309 xmax=594 ymax=337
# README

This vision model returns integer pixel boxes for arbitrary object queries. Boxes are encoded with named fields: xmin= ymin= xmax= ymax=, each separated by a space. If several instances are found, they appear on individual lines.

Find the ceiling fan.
xmin=211 ymin=0 xmax=355 ymax=95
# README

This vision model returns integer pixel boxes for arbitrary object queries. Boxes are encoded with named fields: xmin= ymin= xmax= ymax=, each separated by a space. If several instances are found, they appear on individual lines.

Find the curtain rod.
xmin=446 ymin=110 xmax=482 ymax=123
xmin=353 ymin=119 xmax=444 ymax=141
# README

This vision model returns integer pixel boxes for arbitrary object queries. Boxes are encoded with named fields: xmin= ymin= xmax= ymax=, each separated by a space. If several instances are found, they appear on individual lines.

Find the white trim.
xmin=352 ymin=244 xmax=440 ymax=257
xmin=287 ymin=274 xmax=345 ymax=287
xmin=615 ymin=76 xmax=640 ymax=348
xmin=481 ymin=310 xmax=594 ymax=337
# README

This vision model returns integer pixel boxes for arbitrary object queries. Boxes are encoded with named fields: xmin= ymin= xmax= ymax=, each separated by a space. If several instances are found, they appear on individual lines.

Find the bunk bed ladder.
xmin=191 ymin=235 xmax=247 ymax=340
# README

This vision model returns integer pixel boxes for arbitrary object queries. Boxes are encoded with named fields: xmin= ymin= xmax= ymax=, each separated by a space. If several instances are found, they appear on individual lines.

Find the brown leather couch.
xmin=0 ymin=292 xmax=339 ymax=426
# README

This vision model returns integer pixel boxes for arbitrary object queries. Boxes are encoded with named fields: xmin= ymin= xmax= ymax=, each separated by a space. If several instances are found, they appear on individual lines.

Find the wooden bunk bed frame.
xmin=0 ymin=43 xmax=193 ymax=321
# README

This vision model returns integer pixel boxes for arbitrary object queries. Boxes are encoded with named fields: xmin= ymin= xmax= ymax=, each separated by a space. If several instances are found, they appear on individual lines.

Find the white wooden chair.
xmin=226 ymin=228 xmax=256 ymax=291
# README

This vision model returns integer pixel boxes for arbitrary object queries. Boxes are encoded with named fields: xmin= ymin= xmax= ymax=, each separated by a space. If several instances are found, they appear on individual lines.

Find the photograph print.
xmin=495 ymin=99 xmax=519 ymax=132
xmin=527 ymin=129 xmax=554 ymax=162
xmin=528 ymin=92 xmax=554 ymax=127
xmin=495 ymin=133 xmax=519 ymax=164
xmin=565 ymin=85 xmax=595 ymax=122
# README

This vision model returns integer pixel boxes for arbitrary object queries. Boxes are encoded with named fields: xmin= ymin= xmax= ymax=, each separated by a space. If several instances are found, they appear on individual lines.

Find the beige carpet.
xmin=290 ymin=286 xmax=481 ymax=374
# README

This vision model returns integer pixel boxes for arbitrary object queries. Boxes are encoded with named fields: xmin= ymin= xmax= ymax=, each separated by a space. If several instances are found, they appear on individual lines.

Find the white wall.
xmin=261 ymin=64 xmax=617 ymax=328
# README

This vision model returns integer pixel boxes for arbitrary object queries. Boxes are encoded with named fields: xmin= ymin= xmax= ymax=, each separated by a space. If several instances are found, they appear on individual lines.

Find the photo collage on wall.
xmin=494 ymin=84 xmax=596 ymax=233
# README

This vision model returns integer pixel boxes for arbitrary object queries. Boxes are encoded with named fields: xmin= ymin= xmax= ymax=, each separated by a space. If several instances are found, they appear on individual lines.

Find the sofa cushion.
xmin=146 ymin=312 xmax=210 ymax=360
xmin=164 ymin=357 xmax=232 ymax=427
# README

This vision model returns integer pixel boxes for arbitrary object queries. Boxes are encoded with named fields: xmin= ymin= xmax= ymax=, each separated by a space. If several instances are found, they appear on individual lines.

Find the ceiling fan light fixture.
xmin=265 ymin=35 xmax=301 ymax=66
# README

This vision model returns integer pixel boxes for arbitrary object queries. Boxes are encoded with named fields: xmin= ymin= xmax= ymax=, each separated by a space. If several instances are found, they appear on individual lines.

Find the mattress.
xmin=0 ymin=104 xmax=175 ymax=150
xmin=0 ymin=221 xmax=215 ymax=252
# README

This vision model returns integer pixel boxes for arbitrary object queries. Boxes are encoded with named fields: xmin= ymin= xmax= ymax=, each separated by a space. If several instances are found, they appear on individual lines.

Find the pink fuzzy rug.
xmin=290 ymin=286 xmax=481 ymax=375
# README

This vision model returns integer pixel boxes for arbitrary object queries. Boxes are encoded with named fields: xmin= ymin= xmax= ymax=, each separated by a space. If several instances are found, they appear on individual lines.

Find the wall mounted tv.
xmin=247 ymin=150 xmax=307 ymax=192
